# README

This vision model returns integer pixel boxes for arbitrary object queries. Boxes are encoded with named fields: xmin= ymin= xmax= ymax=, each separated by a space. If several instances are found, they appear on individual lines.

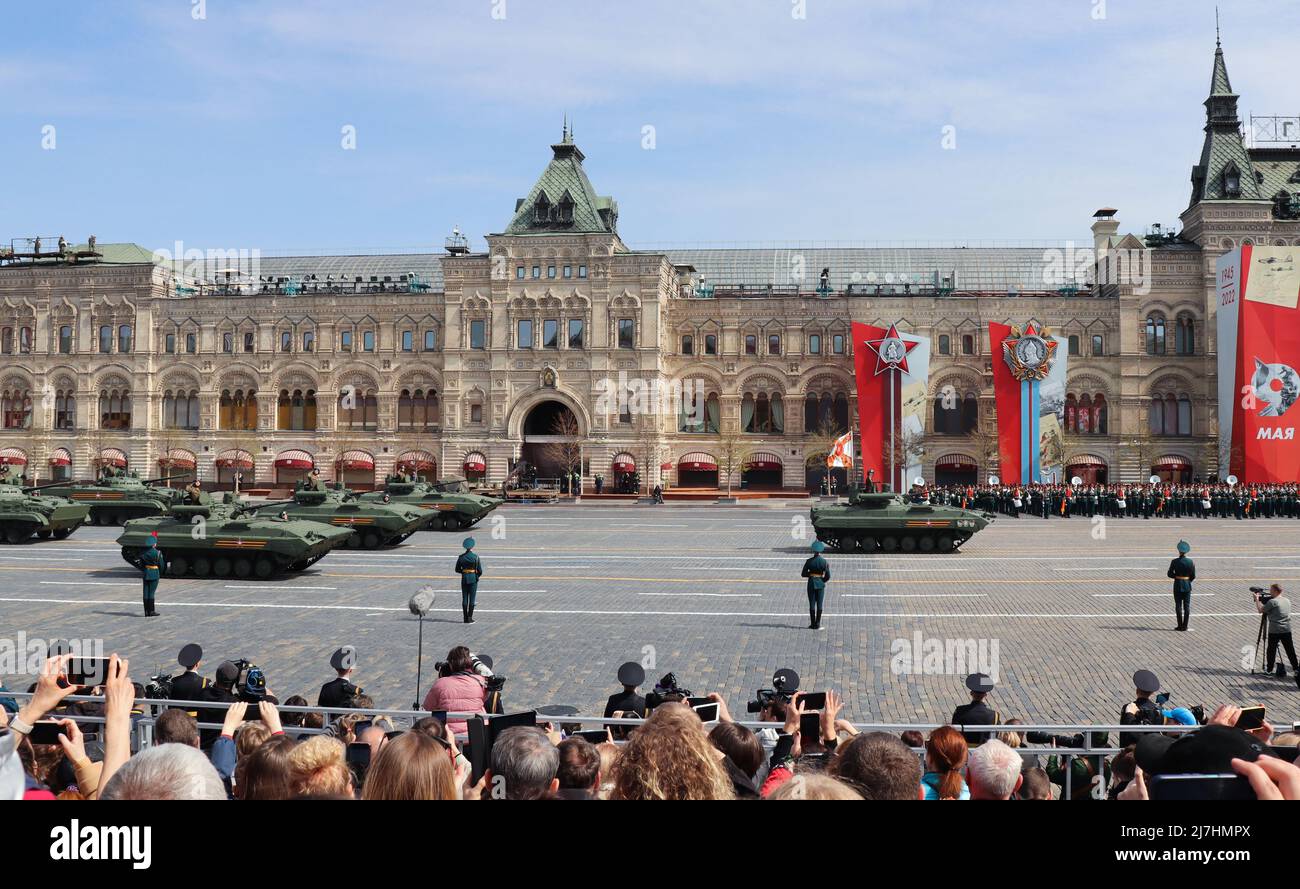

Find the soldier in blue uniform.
xmin=456 ymin=536 xmax=483 ymax=624
xmin=139 ymin=531 xmax=163 ymax=617
xmin=1168 ymin=539 xmax=1196 ymax=631
xmin=800 ymin=539 xmax=831 ymax=630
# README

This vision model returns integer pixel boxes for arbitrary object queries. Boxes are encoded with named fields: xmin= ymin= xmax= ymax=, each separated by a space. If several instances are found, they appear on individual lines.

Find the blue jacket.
xmin=456 ymin=551 xmax=482 ymax=588
xmin=922 ymin=771 xmax=969 ymax=800
xmin=801 ymin=554 xmax=830 ymax=593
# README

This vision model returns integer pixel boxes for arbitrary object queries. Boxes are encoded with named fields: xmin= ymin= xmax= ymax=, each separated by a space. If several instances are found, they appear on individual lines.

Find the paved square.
xmin=2 ymin=503 xmax=1297 ymax=727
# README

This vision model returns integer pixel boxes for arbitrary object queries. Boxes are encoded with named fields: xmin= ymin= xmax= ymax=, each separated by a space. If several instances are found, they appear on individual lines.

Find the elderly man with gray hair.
xmin=100 ymin=744 xmax=228 ymax=800
xmin=486 ymin=726 xmax=559 ymax=800
xmin=967 ymin=738 xmax=1024 ymax=800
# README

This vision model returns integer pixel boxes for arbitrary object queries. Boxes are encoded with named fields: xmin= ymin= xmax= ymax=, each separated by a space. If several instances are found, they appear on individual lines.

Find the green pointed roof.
xmin=1190 ymin=38 xmax=1261 ymax=205
xmin=503 ymin=129 xmax=618 ymax=235
xmin=1209 ymin=43 xmax=1233 ymax=96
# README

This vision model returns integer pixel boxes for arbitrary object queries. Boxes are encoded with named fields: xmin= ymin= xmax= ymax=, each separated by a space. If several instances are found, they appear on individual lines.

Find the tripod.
xmin=1249 ymin=612 xmax=1267 ymax=675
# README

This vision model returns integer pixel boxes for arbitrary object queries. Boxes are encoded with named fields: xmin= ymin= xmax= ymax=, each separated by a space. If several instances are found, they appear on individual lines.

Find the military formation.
xmin=921 ymin=482 xmax=1300 ymax=520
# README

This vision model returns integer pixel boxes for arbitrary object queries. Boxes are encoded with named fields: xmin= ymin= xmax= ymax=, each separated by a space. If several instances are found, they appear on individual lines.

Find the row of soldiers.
xmin=922 ymin=482 xmax=1300 ymax=519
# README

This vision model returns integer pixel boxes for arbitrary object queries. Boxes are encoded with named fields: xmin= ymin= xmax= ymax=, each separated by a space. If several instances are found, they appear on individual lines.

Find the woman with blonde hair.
xmin=361 ymin=730 xmax=458 ymax=800
xmin=610 ymin=704 xmax=734 ymax=800
xmin=288 ymin=735 xmax=354 ymax=798
xmin=766 ymin=772 xmax=863 ymax=800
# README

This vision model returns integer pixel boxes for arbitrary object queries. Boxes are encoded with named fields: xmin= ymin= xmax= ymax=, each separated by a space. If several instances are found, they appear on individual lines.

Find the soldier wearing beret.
xmin=456 ymin=537 xmax=483 ymax=624
xmin=318 ymin=646 xmax=362 ymax=708
xmin=951 ymin=673 xmax=999 ymax=745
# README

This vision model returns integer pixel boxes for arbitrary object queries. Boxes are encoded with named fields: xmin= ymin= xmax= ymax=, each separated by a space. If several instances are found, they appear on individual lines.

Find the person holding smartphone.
xmin=1255 ymin=584 xmax=1299 ymax=688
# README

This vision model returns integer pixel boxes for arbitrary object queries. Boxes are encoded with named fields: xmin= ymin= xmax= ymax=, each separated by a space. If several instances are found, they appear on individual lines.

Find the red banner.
xmin=853 ymin=322 xmax=903 ymax=489
xmin=989 ymin=322 xmax=1023 ymax=484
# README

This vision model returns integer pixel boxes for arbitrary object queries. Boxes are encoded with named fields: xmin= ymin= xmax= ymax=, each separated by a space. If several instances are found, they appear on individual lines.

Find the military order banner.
xmin=1217 ymin=245 xmax=1300 ymax=482
xmin=989 ymin=322 xmax=1068 ymax=485
xmin=852 ymin=322 xmax=929 ymax=491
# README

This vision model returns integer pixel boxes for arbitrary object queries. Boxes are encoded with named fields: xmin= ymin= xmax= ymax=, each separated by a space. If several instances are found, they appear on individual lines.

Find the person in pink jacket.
xmin=422 ymin=646 xmax=490 ymax=735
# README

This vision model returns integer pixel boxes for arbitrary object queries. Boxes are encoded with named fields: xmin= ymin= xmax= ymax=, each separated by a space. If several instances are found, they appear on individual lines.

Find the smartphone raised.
xmin=29 ymin=720 xmax=70 ymax=744
xmin=692 ymin=702 xmax=720 ymax=723
xmin=1235 ymin=706 xmax=1265 ymax=731
xmin=796 ymin=692 xmax=827 ymax=711
xmin=573 ymin=729 xmax=609 ymax=744
xmin=1148 ymin=773 xmax=1256 ymax=801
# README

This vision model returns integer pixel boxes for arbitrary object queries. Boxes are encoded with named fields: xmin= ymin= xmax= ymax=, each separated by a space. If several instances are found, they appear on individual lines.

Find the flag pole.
xmin=889 ymin=365 xmax=896 ymax=493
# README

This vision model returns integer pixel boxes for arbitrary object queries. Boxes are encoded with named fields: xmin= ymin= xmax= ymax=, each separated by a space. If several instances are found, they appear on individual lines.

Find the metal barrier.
xmin=5 ymin=691 xmax=1238 ymax=799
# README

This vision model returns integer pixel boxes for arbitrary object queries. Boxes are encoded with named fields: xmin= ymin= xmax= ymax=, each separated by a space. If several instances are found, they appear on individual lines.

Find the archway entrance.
xmin=521 ymin=399 xmax=580 ymax=482
xmin=1066 ymin=455 xmax=1108 ymax=485
xmin=677 ymin=452 xmax=718 ymax=489
xmin=1152 ymin=455 xmax=1192 ymax=484
xmin=934 ymin=454 xmax=978 ymax=487
xmin=741 ymin=451 xmax=783 ymax=489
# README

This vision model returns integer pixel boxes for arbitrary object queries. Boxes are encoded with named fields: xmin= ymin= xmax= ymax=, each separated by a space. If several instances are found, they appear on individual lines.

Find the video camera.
xmin=231 ymin=658 xmax=268 ymax=704
xmin=144 ymin=671 xmax=173 ymax=701
xmin=746 ymin=667 xmax=800 ymax=714
xmin=645 ymin=672 xmax=693 ymax=710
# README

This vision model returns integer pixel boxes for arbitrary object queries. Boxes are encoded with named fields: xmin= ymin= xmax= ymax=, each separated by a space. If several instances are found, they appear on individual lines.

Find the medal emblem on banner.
xmin=1001 ymin=322 xmax=1058 ymax=381
xmin=864 ymin=323 xmax=919 ymax=375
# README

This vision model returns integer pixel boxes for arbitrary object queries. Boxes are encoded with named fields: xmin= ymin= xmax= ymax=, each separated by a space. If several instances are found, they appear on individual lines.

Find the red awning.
xmin=744 ymin=451 xmax=782 ymax=471
xmin=337 ymin=449 xmax=374 ymax=470
xmin=275 ymin=449 xmax=314 ymax=470
xmin=48 ymin=448 xmax=72 ymax=467
xmin=215 ymin=449 xmax=254 ymax=469
xmin=936 ymin=453 xmax=977 ymax=467
xmin=159 ymin=449 xmax=197 ymax=470
xmin=1066 ymin=454 xmax=1107 ymax=468
xmin=660 ymin=461 xmax=674 ymax=471
xmin=678 ymin=452 xmax=717 ymax=472
xmin=612 ymin=452 xmax=636 ymax=473
xmin=396 ymin=450 xmax=437 ymax=472
xmin=1153 ymin=455 xmax=1191 ymax=469
xmin=0 ymin=447 xmax=28 ymax=466
xmin=99 ymin=448 xmax=128 ymax=468
xmin=463 ymin=452 xmax=487 ymax=473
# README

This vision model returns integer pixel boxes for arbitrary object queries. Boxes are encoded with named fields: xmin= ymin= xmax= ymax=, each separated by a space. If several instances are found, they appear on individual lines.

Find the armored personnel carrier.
xmin=257 ymin=481 xmax=428 ymax=548
xmin=116 ymin=493 xmax=354 ymax=578
xmin=0 ymin=472 xmax=91 ymax=543
xmin=42 ymin=467 xmax=188 ymax=525
xmin=811 ymin=490 xmax=994 ymax=553
xmin=358 ymin=474 xmax=503 ymax=531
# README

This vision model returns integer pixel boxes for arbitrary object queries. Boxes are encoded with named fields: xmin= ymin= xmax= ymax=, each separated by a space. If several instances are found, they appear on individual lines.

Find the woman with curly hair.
xmin=610 ymin=703 xmax=734 ymax=800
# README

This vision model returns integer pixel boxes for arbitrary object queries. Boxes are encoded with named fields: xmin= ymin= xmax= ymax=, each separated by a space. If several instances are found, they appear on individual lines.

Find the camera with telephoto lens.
xmin=231 ymin=658 xmax=267 ymax=704
xmin=144 ymin=671 xmax=173 ymax=700
xmin=1251 ymin=586 xmax=1266 ymax=603
xmin=645 ymin=672 xmax=692 ymax=710
xmin=746 ymin=668 xmax=800 ymax=713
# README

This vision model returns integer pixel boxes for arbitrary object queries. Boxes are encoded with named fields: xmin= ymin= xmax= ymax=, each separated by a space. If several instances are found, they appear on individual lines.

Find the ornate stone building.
xmin=1 ymin=41 xmax=1297 ymax=489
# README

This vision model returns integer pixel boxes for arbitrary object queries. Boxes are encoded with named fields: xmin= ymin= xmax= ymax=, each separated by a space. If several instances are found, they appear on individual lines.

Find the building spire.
xmin=1209 ymin=23 xmax=1233 ymax=97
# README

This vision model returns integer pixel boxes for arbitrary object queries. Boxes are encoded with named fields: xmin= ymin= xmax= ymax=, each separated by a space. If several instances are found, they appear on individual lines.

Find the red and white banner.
xmin=1217 ymin=245 xmax=1300 ymax=482
xmin=826 ymin=431 xmax=853 ymax=469
xmin=852 ymin=322 xmax=929 ymax=491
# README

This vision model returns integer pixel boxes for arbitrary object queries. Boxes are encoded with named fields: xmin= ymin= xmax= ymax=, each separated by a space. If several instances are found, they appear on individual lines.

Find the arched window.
xmin=99 ymin=326 xmax=112 ymax=353
xmin=1078 ymin=394 xmax=1092 ymax=434
xmin=280 ymin=330 xmax=292 ymax=352
xmin=1149 ymin=395 xmax=1164 ymax=435
xmin=338 ymin=387 xmax=377 ymax=430
xmin=1068 ymin=335 xmax=1080 ymax=356
xmin=362 ymin=331 xmax=375 ymax=352
xmin=934 ymin=392 xmax=961 ymax=435
xmin=303 ymin=330 xmax=315 ymax=352
xmin=833 ymin=393 xmax=849 ymax=434
xmin=99 ymin=389 xmax=132 ymax=430
xmin=0 ymin=328 xmax=11 ymax=354
xmin=1175 ymin=315 xmax=1195 ymax=355
xmin=704 ymin=334 xmax=717 ymax=355
xmin=55 ymin=391 xmax=76 ymax=429
xmin=117 ymin=325 xmax=133 ymax=353
xmin=961 ymin=393 xmax=978 ymax=433
xmin=1065 ymin=394 xmax=1077 ymax=433
xmin=961 ymin=334 xmax=974 ymax=355
xmin=1177 ymin=395 xmax=1192 ymax=436
xmin=937 ymin=334 xmax=950 ymax=355
xmin=2 ymin=389 xmax=32 ymax=429
xmin=1093 ymin=393 xmax=1107 ymax=434
xmin=1145 ymin=314 xmax=1166 ymax=355
xmin=58 ymin=325 xmax=73 ymax=354
xmin=681 ymin=334 xmax=694 ymax=355
xmin=278 ymin=389 xmax=316 ymax=431
xmin=1164 ymin=394 xmax=1178 ymax=435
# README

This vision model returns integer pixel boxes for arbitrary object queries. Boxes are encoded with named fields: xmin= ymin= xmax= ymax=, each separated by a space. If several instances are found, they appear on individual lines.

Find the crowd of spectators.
xmin=2 ymin=649 xmax=1298 ymax=801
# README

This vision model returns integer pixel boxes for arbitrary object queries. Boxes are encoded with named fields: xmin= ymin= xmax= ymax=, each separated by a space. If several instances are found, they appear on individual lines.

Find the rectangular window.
xmin=962 ymin=335 xmax=974 ymax=355
xmin=617 ymin=319 xmax=635 ymax=349
xmin=547 ymin=265 xmax=556 ymax=279
xmin=563 ymin=265 xmax=572 ymax=278
xmin=531 ymin=265 xmax=541 ymax=279
xmin=833 ymin=334 xmax=844 ymax=354
xmin=568 ymin=319 xmax=584 ymax=349
xmin=517 ymin=319 xmax=533 ymax=348
xmin=99 ymin=326 xmax=112 ymax=353
xmin=117 ymin=326 xmax=132 ymax=353
xmin=341 ymin=330 xmax=353 ymax=352
xmin=186 ymin=333 xmax=196 ymax=354
xmin=1092 ymin=335 xmax=1104 ymax=356
xmin=280 ymin=331 xmax=292 ymax=352
xmin=223 ymin=332 xmax=234 ymax=353
xmin=303 ymin=331 xmax=315 ymax=352
xmin=165 ymin=333 xmax=176 ymax=354
xmin=578 ymin=265 xmax=587 ymax=278
xmin=745 ymin=335 xmax=757 ymax=355
xmin=424 ymin=329 xmax=437 ymax=351
xmin=363 ymin=330 xmax=375 ymax=352
xmin=59 ymin=326 xmax=73 ymax=354
xmin=470 ymin=404 xmax=483 ymax=423
xmin=402 ymin=330 xmax=414 ymax=352
xmin=516 ymin=266 xmax=525 ymax=280
xmin=470 ymin=320 xmax=485 ymax=350
xmin=809 ymin=334 xmax=821 ymax=355
xmin=768 ymin=334 xmax=780 ymax=355
xmin=705 ymin=334 xmax=717 ymax=355
xmin=543 ymin=319 xmax=558 ymax=349
xmin=244 ymin=332 xmax=254 ymax=352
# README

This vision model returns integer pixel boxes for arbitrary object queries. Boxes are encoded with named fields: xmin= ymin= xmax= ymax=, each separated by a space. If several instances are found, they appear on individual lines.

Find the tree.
xmin=541 ymin=409 xmax=583 ymax=493
xmin=888 ymin=427 xmax=926 ymax=488
xmin=714 ymin=425 xmax=750 ymax=498
xmin=966 ymin=421 xmax=1001 ymax=481
xmin=636 ymin=414 xmax=663 ymax=495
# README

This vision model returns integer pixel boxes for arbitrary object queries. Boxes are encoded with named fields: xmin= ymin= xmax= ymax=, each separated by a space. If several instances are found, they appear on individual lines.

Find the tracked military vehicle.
xmin=358 ymin=474 xmax=503 ymax=531
xmin=256 ymin=481 xmax=428 ymax=548
xmin=42 ymin=467 xmax=189 ymax=525
xmin=0 ymin=471 xmax=90 ymax=543
xmin=811 ymin=490 xmax=994 ymax=553
xmin=116 ymin=493 xmax=354 ymax=578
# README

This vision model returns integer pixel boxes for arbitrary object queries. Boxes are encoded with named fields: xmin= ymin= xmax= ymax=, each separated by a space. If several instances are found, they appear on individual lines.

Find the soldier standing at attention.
xmin=800 ymin=540 xmax=831 ymax=630
xmin=456 ymin=537 xmax=483 ymax=624
xmin=139 ymin=531 xmax=163 ymax=617
xmin=951 ymin=673 xmax=999 ymax=745
xmin=1168 ymin=539 xmax=1195 ymax=631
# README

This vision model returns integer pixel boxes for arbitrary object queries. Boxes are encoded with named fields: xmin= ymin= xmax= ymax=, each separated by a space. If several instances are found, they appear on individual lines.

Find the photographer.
xmin=422 ymin=645 xmax=492 ymax=734
xmin=1255 ymin=584 xmax=1299 ymax=688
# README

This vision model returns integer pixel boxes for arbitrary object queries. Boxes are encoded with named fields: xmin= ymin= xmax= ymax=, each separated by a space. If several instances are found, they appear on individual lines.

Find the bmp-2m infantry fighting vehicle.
xmin=260 ymin=479 xmax=428 ymax=548
xmin=358 ymin=473 xmax=503 ymax=531
xmin=117 ymin=493 xmax=354 ymax=578
xmin=42 ymin=466 xmax=189 ymax=525
xmin=811 ymin=490 xmax=994 ymax=553
xmin=0 ymin=468 xmax=91 ymax=543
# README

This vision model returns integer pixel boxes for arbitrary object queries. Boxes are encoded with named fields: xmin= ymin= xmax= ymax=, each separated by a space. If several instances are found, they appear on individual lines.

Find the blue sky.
xmin=2 ymin=0 xmax=1296 ymax=254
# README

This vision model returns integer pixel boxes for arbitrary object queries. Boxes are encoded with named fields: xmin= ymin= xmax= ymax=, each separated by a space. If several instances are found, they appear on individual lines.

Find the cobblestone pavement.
xmin=2 ymin=503 xmax=1297 ymax=728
